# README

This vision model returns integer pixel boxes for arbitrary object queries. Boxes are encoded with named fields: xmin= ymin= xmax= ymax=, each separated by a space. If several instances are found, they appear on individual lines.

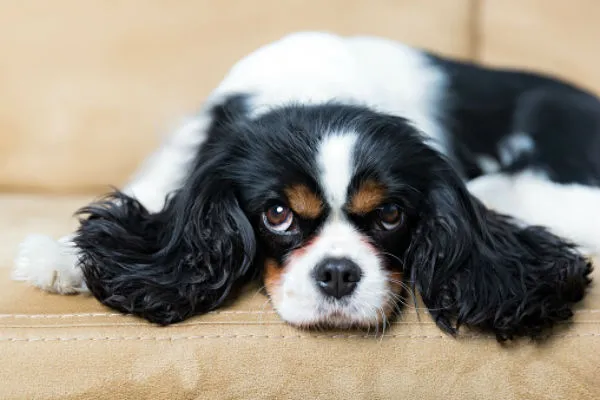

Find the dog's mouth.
xmin=276 ymin=298 xmax=404 ymax=332
xmin=285 ymin=314 xmax=394 ymax=334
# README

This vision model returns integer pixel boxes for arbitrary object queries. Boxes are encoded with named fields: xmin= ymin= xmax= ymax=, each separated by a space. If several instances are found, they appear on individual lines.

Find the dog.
xmin=13 ymin=32 xmax=597 ymax=341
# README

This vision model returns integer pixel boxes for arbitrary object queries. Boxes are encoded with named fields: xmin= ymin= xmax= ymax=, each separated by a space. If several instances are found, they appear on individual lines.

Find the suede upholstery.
xmin=1 ymin=1 xmax=599 ymax=399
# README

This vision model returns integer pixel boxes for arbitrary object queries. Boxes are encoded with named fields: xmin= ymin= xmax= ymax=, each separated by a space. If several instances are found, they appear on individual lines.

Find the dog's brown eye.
xmin=264 ymin=205 xmax=294 ymax=232
xmin=376 ymin=204 xmax=405 ymax=231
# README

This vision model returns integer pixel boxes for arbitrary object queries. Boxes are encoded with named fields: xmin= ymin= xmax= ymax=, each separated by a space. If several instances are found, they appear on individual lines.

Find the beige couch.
xmin=1 ymin=1 xmax=599 ymax=399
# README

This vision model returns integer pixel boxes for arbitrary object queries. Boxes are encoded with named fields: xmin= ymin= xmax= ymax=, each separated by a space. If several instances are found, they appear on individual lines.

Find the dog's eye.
xmin=263 ymin=205 xmax=295 ymax=232
xmin=375 ymin=204 xmax=405 ymax=231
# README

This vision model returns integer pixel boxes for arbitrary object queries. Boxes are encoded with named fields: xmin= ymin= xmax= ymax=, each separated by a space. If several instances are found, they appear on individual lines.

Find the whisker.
xmin=363 ymin=308 xmax=372 ymax=337
xmin=372 ymin=307 xmax=379 ymax=337
xmin=251 ymin=285 xmax=266 ymax=300
xmin=378 ymin=307 xmax=388 ymax=341
xmin=378 ymin=250 xmax=424 ymax=313
xmin=258 ymin=296 xmax=272 ymax=324
xmin=386 ymin=291 xmax=451 ymax=312
xmin=379 ymin=251 xmax=404 ymax=263
xmin=386 ymin=277 xmax=415 ymax=294
xmin=385 ymin=276 xmax=457 ymax=312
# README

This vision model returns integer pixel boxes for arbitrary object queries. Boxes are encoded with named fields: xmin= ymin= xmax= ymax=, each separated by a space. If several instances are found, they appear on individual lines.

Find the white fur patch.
xmin=13 ymin=234 xmax=88 ymax=294
xmin=212 ymin=32 xmax=448 ymax=154
xmin=317 ymin=133 xmax=358 ymax=212
xmin=498 ymin=132 xmax=535 ymax=167
xmin=468 ymin=170 xmax=600 ymax=255
xmin=273 ymin=221 xmax=390 ymax=327
xmin=476 ymin=154 xmax=501 ymax=174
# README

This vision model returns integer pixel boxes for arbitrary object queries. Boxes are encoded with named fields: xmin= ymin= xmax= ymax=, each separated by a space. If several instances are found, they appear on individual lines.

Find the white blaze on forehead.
xmin=317 ymin=133 xmax=358 ymax=211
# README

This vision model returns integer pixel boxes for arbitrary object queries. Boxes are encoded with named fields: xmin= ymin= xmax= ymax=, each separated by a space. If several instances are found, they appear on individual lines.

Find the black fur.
xmin=403 ymin=157 xmax=592 ymax=340
xmin=75 ymin=101 xmax=256 ymax=325
xmin=433 ymin=55 xmax=600 ymax=184
xmin=350 ymin=116 xmax=593 ymax=340
xmin=75 ymin=91 xmax=594 ymax=339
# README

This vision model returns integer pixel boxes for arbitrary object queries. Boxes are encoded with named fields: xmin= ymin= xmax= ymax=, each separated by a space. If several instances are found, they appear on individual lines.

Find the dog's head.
xmin=76 ymin=98 xmax=591 ymax=340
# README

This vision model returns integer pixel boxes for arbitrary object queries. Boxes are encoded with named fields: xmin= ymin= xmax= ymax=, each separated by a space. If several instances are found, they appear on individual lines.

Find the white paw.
xmin=13 ymin=234 xmax=89 ymax=295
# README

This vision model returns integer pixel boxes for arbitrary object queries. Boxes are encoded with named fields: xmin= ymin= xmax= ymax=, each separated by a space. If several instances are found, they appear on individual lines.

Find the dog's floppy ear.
xmin=74 ymin=150 xmax=256 ymax=325
xmin=405 ymin=159 xmax=592 ymax=340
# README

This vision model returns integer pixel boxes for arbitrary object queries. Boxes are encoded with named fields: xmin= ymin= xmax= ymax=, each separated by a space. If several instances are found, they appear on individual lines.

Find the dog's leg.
xmin=468 ymin=171 xmax=600 ymax=256
xmin=12 ymin=115 xmax=209 ymax=294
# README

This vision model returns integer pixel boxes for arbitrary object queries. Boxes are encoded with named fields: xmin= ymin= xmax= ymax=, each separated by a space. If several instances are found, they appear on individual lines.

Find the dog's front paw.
xmin=13 ymin=234 xmax=88 ymax=294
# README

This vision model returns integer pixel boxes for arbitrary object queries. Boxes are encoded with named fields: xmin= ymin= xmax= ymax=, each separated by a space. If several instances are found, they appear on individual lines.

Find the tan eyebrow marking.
xmin=284 ymin=184 xmax=324 ymax=219
xmin=347 ymin=180 xmax=386 ymax=214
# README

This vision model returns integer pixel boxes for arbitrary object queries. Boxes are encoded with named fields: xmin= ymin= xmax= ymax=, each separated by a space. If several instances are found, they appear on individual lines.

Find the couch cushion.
xmin=1 ymin=194 xmax=599 ymax=399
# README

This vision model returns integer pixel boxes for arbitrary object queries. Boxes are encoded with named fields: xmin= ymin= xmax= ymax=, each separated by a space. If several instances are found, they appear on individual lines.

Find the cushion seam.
xmin=2 ymin=332 xmax=600 ymax=342
xmin=0 ymin=309 xmax=598 ymax=319
xmin=2 ymin=320 xmax=600 ymax=329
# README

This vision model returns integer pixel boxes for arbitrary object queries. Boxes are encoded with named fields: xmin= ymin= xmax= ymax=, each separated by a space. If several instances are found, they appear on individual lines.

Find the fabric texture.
xmin=2 ymin=1 xmax=600 ymax=398
xmin=0 ymin=195 xmax=598 ymax=399
xmin=0 ymin=0 xmax=472 ymax=193
xmin=478 ymin=0 xmax=600 ymax=95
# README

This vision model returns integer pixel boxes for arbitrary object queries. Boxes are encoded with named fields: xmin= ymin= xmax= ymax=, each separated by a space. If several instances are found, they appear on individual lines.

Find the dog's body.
xmin=14 ymin=32 xmax=597 ymax=340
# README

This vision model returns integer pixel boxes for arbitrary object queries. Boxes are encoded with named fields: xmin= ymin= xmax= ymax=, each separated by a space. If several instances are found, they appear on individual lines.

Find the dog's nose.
xmin=313 ymin=258 xmax=362 ymax=299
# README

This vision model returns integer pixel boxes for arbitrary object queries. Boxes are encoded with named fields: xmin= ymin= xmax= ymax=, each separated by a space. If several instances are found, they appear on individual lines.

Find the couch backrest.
xmin=0 ymin=0 xmax=597 ymax=193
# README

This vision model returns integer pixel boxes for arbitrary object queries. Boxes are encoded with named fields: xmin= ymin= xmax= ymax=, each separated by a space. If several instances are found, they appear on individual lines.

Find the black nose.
xmin=313 ymin=258 xmax=362 ymax=299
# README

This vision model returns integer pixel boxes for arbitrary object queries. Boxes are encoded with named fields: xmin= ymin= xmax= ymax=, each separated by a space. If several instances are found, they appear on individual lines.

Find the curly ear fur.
xmin=74 ymin=169 xmax=256 ymax=325
xmin=406 ymin=166 xmax=592 ymax=341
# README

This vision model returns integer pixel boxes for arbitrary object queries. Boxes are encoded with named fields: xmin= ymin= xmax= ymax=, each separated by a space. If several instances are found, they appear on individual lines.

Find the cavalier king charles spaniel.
xmin=14 ymin=32 xmax=598 ymax=341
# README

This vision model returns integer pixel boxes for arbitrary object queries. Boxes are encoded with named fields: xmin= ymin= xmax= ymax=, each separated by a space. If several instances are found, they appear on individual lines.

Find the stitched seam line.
xmin=2 ymin=333 xmax=600 ymax=342
xmin=1 ymin=309 xmax=598 ymax=319
xmin=0 ymin=311 xmax=277 ymax=319
xmin=0 ymin=321 xmax=285 ymax=328
xmin=3 ymin=321 xmax=600 ymax=330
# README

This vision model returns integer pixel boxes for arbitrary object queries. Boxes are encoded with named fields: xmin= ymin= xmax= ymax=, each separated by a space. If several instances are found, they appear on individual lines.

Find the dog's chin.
xmin=285 ymin=316 xmax=390 ymax=333
xmin=277 ymin=302 xmax=399 ymax=332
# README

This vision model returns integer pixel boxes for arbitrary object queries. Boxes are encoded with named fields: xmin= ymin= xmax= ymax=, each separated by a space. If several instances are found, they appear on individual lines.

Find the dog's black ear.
xmin=74 ymin=152 xmax=256 ymax=325
xmin=405 ymin=160 xmax=592 ymax=340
